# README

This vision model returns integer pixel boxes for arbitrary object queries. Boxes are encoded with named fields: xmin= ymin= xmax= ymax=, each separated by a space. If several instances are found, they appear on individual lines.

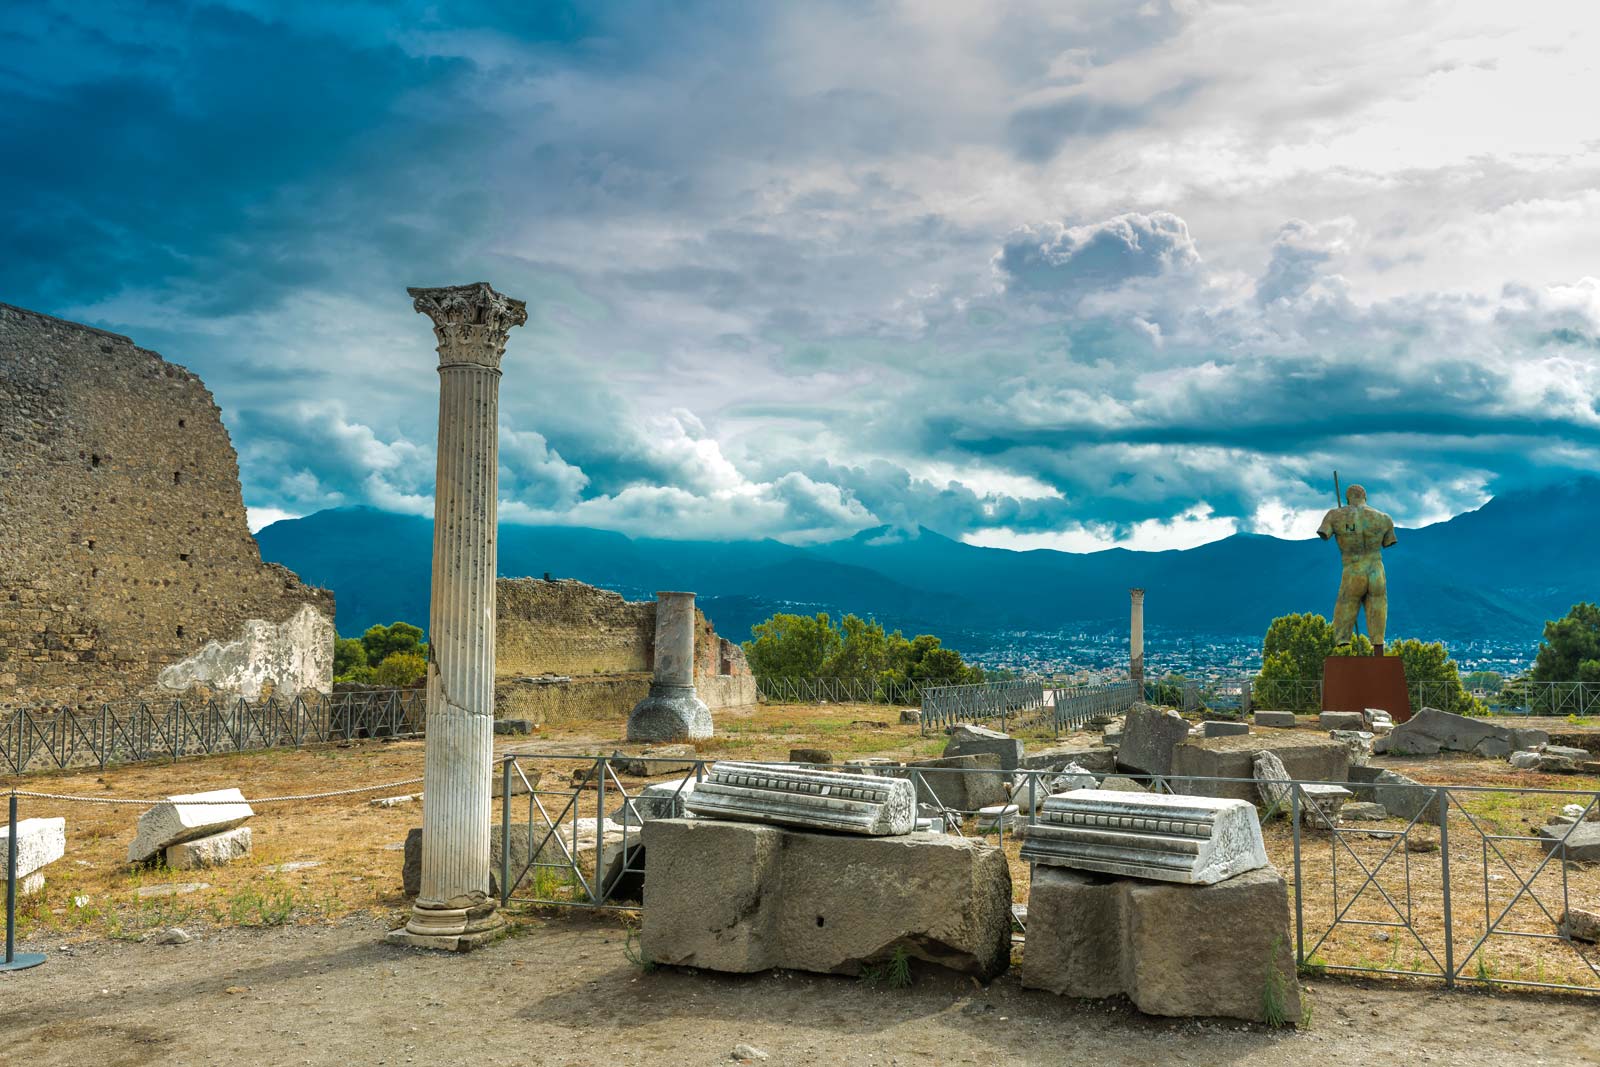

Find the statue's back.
xmin=1319 ymin=504 xmax=1397 ymax=562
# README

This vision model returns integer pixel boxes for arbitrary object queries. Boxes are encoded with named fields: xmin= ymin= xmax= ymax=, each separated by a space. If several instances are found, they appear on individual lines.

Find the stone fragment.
xmin=371 ymin=794 xmax=419 ymax=808
xmin=1562 ymin=803 xmax=1599 ymax=822
xmin=684 ymin=762 xmax=917 ymax=835
xmin=1341 ymin=802 xmax=1388 ymax=821
xmin=841 ymin=757 xmax=899 ymax=776
xmin=1536 ymin=821 xmax=1600 ymax=862
xmin=729 ymin=1045 xmax=769 ymax=1062
xmin=613 ymin=777 xmax=699 ymax=826
xmin=150 ymin=927 xmax=192 ymax=945
xmin=1019 ymin=745 xmax=1116 ymax=775
xmin=1329 ymin=729 xmax=1375 ymax=766
xmin=1024 ymin=864 xmax=1299 ymax=1024
xmin=135 ymin=882 xmax=209 ymax=899
xmin=1369 ymin=770 xmax=1441 ymax=825
xmin=1382 ymin=706 xmax=1547 ymax=758
xmin=1299 ymin=784 xmax=1354 ymax=828
xmin=128 ymin=789 xmax=254 ymax=864
xmin=1170 ymin=735 xmax=1349 ymax=803
xmin=1203 ymin=720 xmax=1249 ymax=738
xmin=1363 ymin=708 xmax=1394 ymax=731
xmin=491 ymin=765 xmax=542 ymax=798
xmin=898 ymin=708 xmax=921 ymax=725
xmin=896 ymin=754 xmax=1008 ymax=812
xmin=788 ymin=748 xmax=835 ymax=765
xmin=1116 ymin=704 xmax=1192 ymax=776
xmin=1021 ymin=789 xmax=1269 ymax=885
xmin=1098 ymin=775 xmax=1149 ymax=792
xmin=1561 ymin=907 xmax=1600 ymax=943
xmin=165 ymin=826 xmax=252 ymax=870
xmin=1345 ymin=764 xmax=1384 ymax=801
xmin=1318 ymin=711 xmax=1365 ymax=731
xmin=1253 ymin=711 xmax=1297 ymax=729
xmin=944 ymin=723 xmax=1026 ymax=773
xmin=611 ymin=745 xmax=698 ymax=777
xmin=1253 ymin=750 xmax=1293 ymax=815
xmin=265 ymin=861 xmax=321 ymax=873
xmin=0 ymin=817 xmax=65 ymax=881
xmin=976 ymin=804 xmax=1023 ymax=833
xmin=641 ymin=818 xmax=1012 ymax=979
xmin=1045 ymin=762 xmax=1098 ymax=795
xmin=493 ymin=719 xmax=533 ymax=735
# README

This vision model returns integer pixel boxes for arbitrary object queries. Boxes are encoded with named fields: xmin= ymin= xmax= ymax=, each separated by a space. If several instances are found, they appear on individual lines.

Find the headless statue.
xmin=1317 ymin=483 xmax=1396 ymax=655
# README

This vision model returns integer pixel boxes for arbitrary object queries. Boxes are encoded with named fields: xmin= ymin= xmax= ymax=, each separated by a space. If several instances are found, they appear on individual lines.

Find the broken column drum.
xmin=626 ymin=591 xmax=712 ymax=741
xmin=396 ymin=282 xmax=527 ymax=950
xmin=684 ymin=761 xmax=917 ymax=835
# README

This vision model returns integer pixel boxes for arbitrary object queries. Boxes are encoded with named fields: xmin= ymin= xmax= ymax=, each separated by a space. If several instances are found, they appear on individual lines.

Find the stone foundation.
xmin=1169 ymin=734 xmax=1349 ymax=802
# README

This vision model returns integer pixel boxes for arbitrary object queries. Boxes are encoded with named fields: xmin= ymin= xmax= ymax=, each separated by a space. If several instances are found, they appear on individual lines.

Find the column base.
xmin=626 ymin=684 xmax=712 ymax=741
xmin=387 ymin=901 xmax=505 ymax=952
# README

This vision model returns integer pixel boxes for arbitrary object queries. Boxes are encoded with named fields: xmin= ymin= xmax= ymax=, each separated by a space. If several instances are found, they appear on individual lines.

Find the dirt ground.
xmin=3 ymin=913 xmax=1599 ymax=1067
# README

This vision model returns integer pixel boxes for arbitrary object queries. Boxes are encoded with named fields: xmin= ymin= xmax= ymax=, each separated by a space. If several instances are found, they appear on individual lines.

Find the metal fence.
xmin=754 ymin=676 xmax=924 ymax=706
xmin=486 ymin=753 xmax=1600 ymax=996
xmin=1051 ymin=680 xmax=1142 ymax=732
xmin=920 ymin=679 xmax=1047 ymax=733
xmin=1489 ymin=681 xmax=1600 ymax=717
xmin=1158 ymin=677 xmax=1460 ymax=715
xmin=0 ymin=688 xmax=425 ymax=774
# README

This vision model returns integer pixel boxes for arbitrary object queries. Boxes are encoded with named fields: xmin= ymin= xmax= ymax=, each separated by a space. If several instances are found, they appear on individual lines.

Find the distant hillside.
xmin=255 ymin=478 xmax=1600 ymax=650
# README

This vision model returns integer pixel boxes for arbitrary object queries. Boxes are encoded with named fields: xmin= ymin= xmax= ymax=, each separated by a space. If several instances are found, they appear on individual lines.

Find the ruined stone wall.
xmin=494 ymin=578 xmax=756 ymax=721
xmin=0 ymin=304 xmax=335 ymax=707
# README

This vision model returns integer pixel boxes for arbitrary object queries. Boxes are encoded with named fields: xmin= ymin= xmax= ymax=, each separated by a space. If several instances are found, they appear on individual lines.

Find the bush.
xmin=372 ymin=651 xmax=427 ymax=688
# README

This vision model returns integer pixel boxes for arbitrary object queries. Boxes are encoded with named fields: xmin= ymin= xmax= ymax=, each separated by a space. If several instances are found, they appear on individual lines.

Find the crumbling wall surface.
xmin=0 ymin=303 xmax=334 ymax=707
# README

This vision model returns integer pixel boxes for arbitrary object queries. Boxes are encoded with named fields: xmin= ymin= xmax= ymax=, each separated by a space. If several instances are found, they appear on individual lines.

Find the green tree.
xmin=1388 ymin=638 xmax=1483 ymax=716
xmin=1531 ymin=603 xmax=1600 ymax=682
xmin=1254 ymin=613 xmax=1370 ymax=711
xmin=334 ymin=637 xmax=368 ymax=677
xmin=743 ymin=613 xmax=843 ymax=679
xmin=361 ymin=621 xmax=427 ymax=666
xmin=372 ymin=651 xmax=427 ymax=688
xmin=1462 ymin=670 xmax=1503 ymax=695
xmin=744 ymin=612 xmax=983 ymax=698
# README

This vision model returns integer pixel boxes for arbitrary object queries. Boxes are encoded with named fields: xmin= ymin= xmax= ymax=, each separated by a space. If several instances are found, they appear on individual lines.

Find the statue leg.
xmin=1366 ymin=564 xmax=1388 ymax=654
xmin=1332 ymin=570 xmax=1364 ymax=646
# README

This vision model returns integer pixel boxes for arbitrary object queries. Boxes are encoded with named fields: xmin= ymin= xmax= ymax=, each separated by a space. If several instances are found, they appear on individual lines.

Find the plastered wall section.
xmin=0 ymin=304 xmax=335 ymax=707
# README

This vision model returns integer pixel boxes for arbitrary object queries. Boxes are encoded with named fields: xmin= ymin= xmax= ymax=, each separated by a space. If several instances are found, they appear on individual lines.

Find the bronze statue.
xmin=1317 ymin=483 xmax=1396 ymax=655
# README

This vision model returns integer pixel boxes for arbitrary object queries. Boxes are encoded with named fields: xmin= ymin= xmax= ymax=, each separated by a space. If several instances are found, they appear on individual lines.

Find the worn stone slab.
xmin=165 ymin=826 xmax=253 ymax=870
xmin=1369 ymin=770 xmax=1442 ymax=825
xmin=0 ymin=817 xmax=65 ymax=880
xmin=494 ymin=718 xmax=533 ymax=735
xmin=1536 ymin=821 xmax=1600 ymax=862
xmin=1562 ymin=907 xmax=1600 ymax=943
xmin=1382 ymin=707 xmax=1548 ymax=758
xmin=684 ymin=762 xmax=916 ymax=835
xmin=136 ymin=882 xmax=209 ymax=899
xmin=895 ymin=754 xmax=1008 ymax=812
xmin=1342 ymin=802 xmax=1388 ymax=821
xmin=641 ymin=818 xmax=1012 ymax=979
xmin=944 ymin=723 xmax=1025 ymax=773
xmin=1319 ymin=711 xmax=1365 ymax=731
xmin=1116 ymin=704 xmax=1192 ymax=776
xmin=1019 ymin=745 xmax=1116 ymax=774
xmin=1024 ymin=864 xmax=1300 ymax=1024
xmin=1169 ymin=735 xmax=1349 ymax=803
xmin=1253 ymin=750 xmax=1293 ymax=815
xmin=1021 ymin=789 xmax=1269 ymax=885
xmin=1203 ymin=720 xmax=1249 ymax=738
xmin=613 ymin=777 xmax=699 ymax=826
xmin=128 ymin=789 xmax=254 ymax=864
xmin=1254 ymin=711 xmax=1298 ymax=729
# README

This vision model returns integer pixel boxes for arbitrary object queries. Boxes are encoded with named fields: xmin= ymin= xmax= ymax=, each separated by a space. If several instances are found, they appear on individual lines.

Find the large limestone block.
xmin=1537 ymin=821 xmax=1600 ymax=862
xmin=165 ymin=826 xmax=252 ymax=870
xmin=1019 ymin=745 xmax=1116 ymax=775
xmin=0 ymin=817 xmax=65 ymax=879
xmin=1169 ymin=735 xmax=1349 ymax=803
xmin=685 ymin=762 xmax=916 ymax=835
xmin=1381 ymin=706 xmax=1546 ymax=758
xmin=896 ymin=754 xmax=1008 ymax=812
xmin=1025 ymin=865 xmax=1300 ymax=1024
xmin=1369 ymin=770 xmax=1441 ymax=825
xmin=944 ymin=723 xmax=1025 ymax=773
xmin=642 ymin=818 xmax=1012 ymax=979
xmin=1254 ymin=711 xmax=1297 ymax=729
xmin=1116 ymin=703 xmax=1192 ymax=776
xmin=1203 ymin=720 xmax=1249 ymax=738
xmin=1021 ymin=789 xmax=1268 ymax=885
xmin=128 ymin=789 xmax=254 ymax=863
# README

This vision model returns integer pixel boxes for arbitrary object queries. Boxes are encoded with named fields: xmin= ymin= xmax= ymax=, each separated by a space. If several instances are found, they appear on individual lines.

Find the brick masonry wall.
xmin=495 ymin=578 xmax=756 ymax=721
xmin=0 ymin=303 xmax=335 ymax=707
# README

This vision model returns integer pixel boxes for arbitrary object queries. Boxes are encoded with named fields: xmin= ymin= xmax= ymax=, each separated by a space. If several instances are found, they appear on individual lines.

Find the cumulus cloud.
xmin=995 ymin=212 xmax=1200 ymax=297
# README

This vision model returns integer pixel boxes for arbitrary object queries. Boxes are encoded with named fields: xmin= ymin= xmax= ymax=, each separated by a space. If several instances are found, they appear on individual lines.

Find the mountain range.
xmin=255 ymin=478 xmax=1600 ymax=661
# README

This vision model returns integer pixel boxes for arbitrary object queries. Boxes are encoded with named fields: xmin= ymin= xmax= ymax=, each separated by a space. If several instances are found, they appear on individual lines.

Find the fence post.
xmin=500 ymin=756 xmax=513 ymax=908
xmin=1438 ymin=788 xmax=1454 ymax=987
xmin=2 ymin=792 xmax=46 ymax=972
xmin=592 ymin=757 xmax=606 ymax=905
xmin=1291 ymin=784 xmax=1304 ymax=968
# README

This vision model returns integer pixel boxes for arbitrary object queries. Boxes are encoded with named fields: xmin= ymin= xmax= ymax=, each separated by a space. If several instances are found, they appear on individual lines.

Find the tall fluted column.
xmin=625 ymin=591 xmax=712 ymax=741
xmin=389 ymin=282 xmax=526 ymax=952
xmin=1129 ymin=588 xmax=1146 ymax=691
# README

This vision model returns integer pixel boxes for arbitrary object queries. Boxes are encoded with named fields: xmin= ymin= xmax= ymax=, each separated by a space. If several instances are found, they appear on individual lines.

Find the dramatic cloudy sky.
xmin=6 ymin=2 xmax=1600 ymax=549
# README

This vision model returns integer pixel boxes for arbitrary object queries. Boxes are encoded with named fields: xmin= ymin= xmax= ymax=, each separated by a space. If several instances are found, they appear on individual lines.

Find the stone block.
xmin=493 ymin=719 xmax=533 ymax=735
xmin=976 ymin=804 xmax=1023 ymax=833
xmin=613 ymin=777 xmax=698 ymax=826
xmin=1169 ymin=735 xmax=1349 ymax=803
xmin=1342 ymin=802 xmax=1388 ymax=821
xmin=1019 ymin=745 xmax=1116 ymax=774
xmin=1561 ymin=907 xmax=1600 ymax=943
xmin=1345 ymin=763 xmax=1384 ymax=801
xmin=641 ymin=818 xmax=1012 ymax=979
xmin=944 ymin=723 xmax=1025 ymax=773
xmin=1370 ymin=770 xmax=1441 ymax=825
xmin=896 ymin=754 xmax=1009 ymax=812
xmin=491 ymin=765 xmax=542 ymax=798
xmin=1203 ymin=720 xmax=1249 ymax=738
xmin=611 ymin=745 xmax=699 ymax=777
xmin=1536 ymin=822 xmax=1600 ymax=862
xmin=1116 ymin=704 xmax=1192 ymax=776
xmin=0 ymin=817 xmax=65 ymax=880
xmin=1254 ymin=711 xmax=1298 ymax=729
xmin=1099 ymin=775 xmax=1149 ymax=792
xmin=684 ymin=762 xmax=916 ymax=835
xmin=1024 ymin=864 xmax=1300 ymax=1024
xmin=1043 ymin=763 xmax=1097 ymax=796
xmin=129 ymin=789 xmax=254 ymax=864
xmin=1383 ymin=706 xmax=1541 ymax=758
xmin=1021 ymin=789 xmax=1268 ymax=885
xmin=1319 ymin=711 xmax=1365 ymax=731
xmin=165 ymin=826 xmax=252 ymax=870
xmin=1329 ymin=729 xmax=1375 ymax=766
xmin=788 ymin=748 xmax=835 ymax=765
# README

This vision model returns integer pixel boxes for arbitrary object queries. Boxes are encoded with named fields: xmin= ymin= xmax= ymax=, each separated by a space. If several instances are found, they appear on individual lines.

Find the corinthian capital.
xmin=408 ymin=282 xmax=528 ymax=369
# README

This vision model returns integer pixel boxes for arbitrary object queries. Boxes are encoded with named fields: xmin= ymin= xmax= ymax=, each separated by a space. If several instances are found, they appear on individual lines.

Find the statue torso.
xmin=1319 ymin=504 xmax=1396 ymax=564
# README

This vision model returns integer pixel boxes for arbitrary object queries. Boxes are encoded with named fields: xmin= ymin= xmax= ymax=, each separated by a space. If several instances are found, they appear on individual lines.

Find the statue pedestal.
xmin=1322 ymin=656 xmax=1411 ymax=724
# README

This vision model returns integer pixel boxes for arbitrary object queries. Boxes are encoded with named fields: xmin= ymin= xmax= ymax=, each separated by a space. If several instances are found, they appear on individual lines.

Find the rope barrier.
xmin=7 ymin=777 xmax=426 ymax=806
